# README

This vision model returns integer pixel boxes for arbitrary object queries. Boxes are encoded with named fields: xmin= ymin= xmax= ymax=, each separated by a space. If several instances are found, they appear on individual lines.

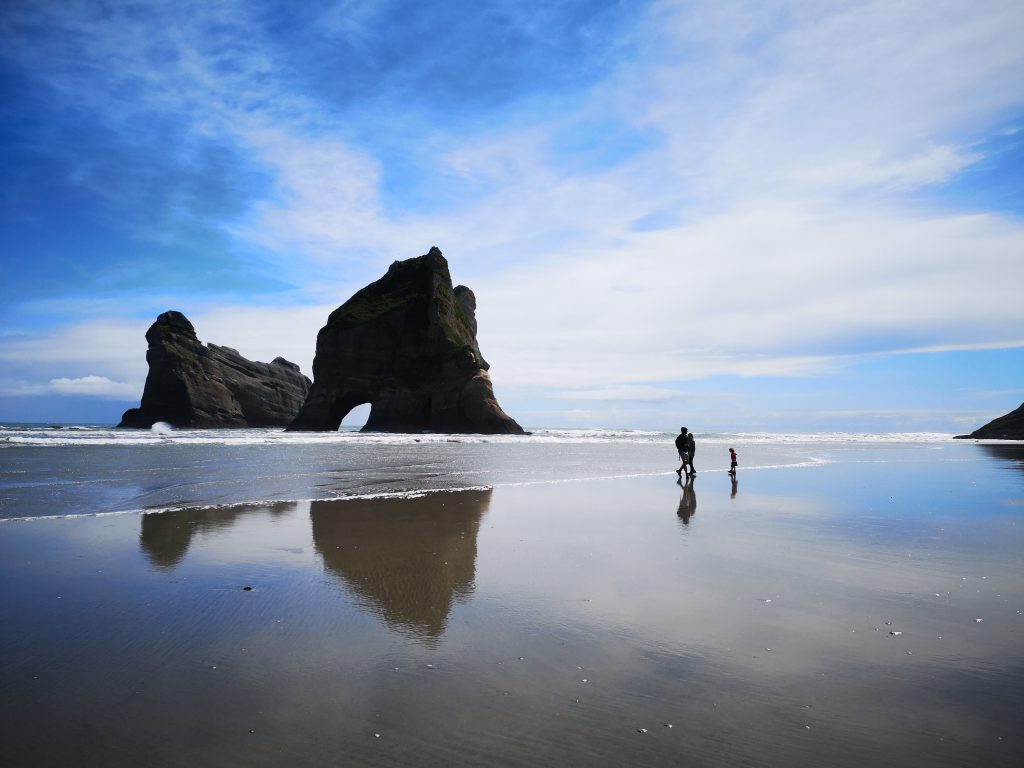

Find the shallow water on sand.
xmin=0 ymin=425 xmax=949 ymax=519
xmin=1 ymin=441 xmax=1022 ymax=767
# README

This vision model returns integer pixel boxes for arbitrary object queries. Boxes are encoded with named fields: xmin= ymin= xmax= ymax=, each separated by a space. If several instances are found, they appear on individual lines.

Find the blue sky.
xmin=1 ymin=0 xmax=1023 ymax=432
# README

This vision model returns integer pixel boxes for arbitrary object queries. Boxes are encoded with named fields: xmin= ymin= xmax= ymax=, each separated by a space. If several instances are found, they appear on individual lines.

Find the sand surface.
xmin=2 ymin=443 xmax=1023 ymax=766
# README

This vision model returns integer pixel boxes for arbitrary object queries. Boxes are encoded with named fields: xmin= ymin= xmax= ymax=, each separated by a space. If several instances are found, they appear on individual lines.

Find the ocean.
xmin=0 ymin=424 xmax=959 ymax=521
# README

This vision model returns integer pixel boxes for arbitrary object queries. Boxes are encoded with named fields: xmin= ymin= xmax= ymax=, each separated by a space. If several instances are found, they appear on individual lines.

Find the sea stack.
xmin=955 ymin=402 xmax=1024 ymax=440
xmin=118 ymin=311 xmax=311 ymax=428
xmin=287 ymin=247 xmax=524 ymax=434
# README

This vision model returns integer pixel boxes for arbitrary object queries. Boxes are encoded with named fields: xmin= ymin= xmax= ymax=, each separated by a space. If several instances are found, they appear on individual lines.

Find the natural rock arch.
xmin=287 ymin=248 xmax=523 ymax=434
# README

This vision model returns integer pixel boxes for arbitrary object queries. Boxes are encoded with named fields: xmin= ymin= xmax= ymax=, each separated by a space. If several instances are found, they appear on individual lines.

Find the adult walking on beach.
xmin=675 ymin=427 xmax=690 ymax=477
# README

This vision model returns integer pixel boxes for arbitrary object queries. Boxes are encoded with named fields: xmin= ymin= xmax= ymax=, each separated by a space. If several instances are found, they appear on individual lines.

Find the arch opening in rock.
xmin=322 ymin=392 xmax=375 ymax=432
xmin=339 ymin=402 xmax=371 ymax=430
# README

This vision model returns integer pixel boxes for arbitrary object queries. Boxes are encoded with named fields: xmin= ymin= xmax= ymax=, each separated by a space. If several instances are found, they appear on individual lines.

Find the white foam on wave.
xmin=0 ymin=425 xmax=959 ymax=447
xmin=494 ymin=457 xmax=834 ymax=488
xmin=697 ymin=431 xmax=956 ymax=444
xmin=0 ymin=484 xmax=497 ymax=523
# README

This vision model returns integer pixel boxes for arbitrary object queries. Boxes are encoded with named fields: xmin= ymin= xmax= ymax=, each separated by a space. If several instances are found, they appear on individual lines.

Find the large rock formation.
xmin=955 ymin=402 xmax=1024 ymax=440
xmin=287 ymin=247 xmax=523 ymax=434
xmin=118 ymin=311 xmax=311 ymax=428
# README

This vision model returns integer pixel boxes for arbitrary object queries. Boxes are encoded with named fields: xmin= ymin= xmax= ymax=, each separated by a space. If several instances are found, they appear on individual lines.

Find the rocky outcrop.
xmin=287 ymin=247 xmax=523 ymax=434
xmin=955 ymin=402 xmax=1024 ymax=440
xmin=118 ymin=311 xmax=310 ymax=428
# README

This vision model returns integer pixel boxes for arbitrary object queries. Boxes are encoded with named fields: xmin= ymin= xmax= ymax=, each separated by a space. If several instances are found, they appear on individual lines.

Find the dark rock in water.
xmin=287 ymin=247 xmax=523 ymax=434
xmin=955 ymin=402 xmax=1024 ymax=440
xmin=118 ymin=311 xmax=310 ymax=428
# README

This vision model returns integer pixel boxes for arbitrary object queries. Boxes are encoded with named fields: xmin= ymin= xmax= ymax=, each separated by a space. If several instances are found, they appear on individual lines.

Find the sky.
xmin=1 ymin=0 xmax=1023 ymax=432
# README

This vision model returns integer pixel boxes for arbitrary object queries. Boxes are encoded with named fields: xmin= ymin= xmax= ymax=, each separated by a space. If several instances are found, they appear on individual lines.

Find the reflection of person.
xmin=730 ymin=474 xmax=738 ymax=498
xmin=728 ymin=448 xmax=737 ymax=476
xmin=674 ymin=427 xmax=690 ymax=477
xmin=676 ymin=475 xmax=697 ymax=524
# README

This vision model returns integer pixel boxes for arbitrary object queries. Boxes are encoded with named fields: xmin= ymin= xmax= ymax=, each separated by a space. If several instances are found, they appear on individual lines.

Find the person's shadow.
xmin=676 ymin=475 xmax=697 ymax=525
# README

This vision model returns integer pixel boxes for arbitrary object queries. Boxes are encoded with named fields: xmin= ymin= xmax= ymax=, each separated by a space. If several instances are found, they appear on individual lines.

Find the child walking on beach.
xmin=728 ymin=448 xmax=737 ymax=475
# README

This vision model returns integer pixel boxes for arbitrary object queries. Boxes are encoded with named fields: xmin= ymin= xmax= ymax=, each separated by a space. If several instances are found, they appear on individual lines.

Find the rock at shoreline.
xmin=287 ymin=247 xmax=524 ymax=434
xmin=118 ymin=311 xmax=310 ymax=428
xmin=955 ymin=402 xmax=1024 ymax=440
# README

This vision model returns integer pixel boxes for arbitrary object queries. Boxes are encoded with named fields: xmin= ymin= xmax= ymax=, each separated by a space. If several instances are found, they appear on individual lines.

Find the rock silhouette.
xmin=955 ymin=401 xmax=1024 ymax=440
xmin=288 ymin=247 xmax=523 ymax=433
xmin=118 ymin=311 xmax=310 ymax=428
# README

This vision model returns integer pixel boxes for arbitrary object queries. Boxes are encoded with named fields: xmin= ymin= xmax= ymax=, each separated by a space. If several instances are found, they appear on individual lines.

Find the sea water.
xmin=0 ymin=424 xmax=960 ymax=520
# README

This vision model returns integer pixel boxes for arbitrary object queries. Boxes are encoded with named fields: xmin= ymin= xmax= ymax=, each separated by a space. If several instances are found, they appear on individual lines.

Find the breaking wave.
xmin=0 ymin=424 xmax=957 ymax=448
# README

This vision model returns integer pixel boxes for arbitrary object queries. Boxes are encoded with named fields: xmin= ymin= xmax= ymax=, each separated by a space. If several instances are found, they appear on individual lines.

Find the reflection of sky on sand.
xmin=2 ymin=443 xmax=1021 ymax=766
xmin=475 ymin=469 xmax=1023 ymax=669
xmin=462 ymin=465 xmax=1024 ymax=762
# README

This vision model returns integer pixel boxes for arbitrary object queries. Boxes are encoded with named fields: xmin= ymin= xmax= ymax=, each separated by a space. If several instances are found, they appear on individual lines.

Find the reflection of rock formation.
xmin=311 ymin=489 xmax=491 ymax=641
xmin=979 ymin=443 xmax=1024 ymax=473
xmin=139 ymin=501 xmax=294 ymax=569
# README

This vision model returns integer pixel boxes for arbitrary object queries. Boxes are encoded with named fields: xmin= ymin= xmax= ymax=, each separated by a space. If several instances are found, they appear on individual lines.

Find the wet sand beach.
xmin=1 ymin=442 xmax=1023 ymax=767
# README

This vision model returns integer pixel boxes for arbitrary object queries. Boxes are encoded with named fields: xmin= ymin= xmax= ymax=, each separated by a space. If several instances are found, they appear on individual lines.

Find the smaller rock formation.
xmin=287 ymin=247 xmax=523 ymax=434
xmin=955 ymin=402 xmax=1024 ymax=440
xmin=118 ymin=311 xmax=310 ymax=428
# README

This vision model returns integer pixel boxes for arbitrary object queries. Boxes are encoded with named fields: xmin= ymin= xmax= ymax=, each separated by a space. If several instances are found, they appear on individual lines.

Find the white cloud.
xmin=231 ymin=126 xmax=388 ymax=258
xmin=48 ymin=376 xmax=139 ymax=398
xmin=0 ymin=321 xmax=149 ymax=382
xmin=549 ymin=385 xmax=688 ymax=402
xmin=188 ymin=304 xmax=330 ymax=375
xmin=638 ymin=0 xmax=1024 ymax=203
xmin=0 ymin=306 xmax=326 ymax=401
xmin=473 ymin=205 xmax=1024 ymax=389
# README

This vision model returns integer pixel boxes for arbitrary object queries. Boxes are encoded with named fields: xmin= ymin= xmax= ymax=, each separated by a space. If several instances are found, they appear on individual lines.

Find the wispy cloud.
xmin=48 ymin=376 xmax=139 ymax=399
xmin=548 ymin=385 xmax=695 ymax=403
